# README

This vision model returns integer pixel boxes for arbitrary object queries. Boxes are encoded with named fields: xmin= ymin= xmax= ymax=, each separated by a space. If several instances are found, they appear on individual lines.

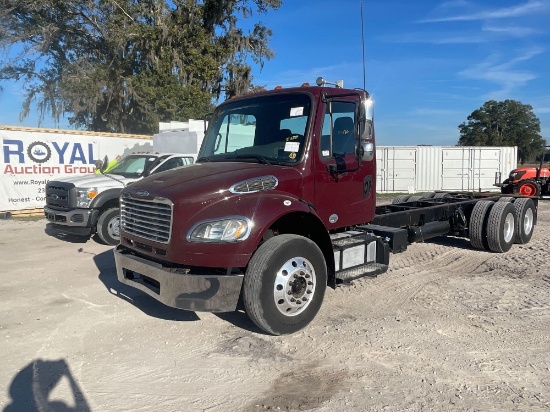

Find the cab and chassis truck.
xmin=114 ymin=81 xmax=538 ymax=335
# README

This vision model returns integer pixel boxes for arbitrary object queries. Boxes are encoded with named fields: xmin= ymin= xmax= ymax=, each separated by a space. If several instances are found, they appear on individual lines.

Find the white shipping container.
xmin=375 ymin=146 xmax=517 ymax=193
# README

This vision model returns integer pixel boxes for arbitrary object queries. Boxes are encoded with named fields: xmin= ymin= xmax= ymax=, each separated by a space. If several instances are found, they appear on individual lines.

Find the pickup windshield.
xmin=107 ymin=155 xmax=161 ymax=178
xmin=199 ymin=93 xmax=311 ymax=164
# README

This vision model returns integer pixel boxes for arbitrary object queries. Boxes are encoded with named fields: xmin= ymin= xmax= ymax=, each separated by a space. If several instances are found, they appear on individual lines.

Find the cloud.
xmin=380 ymin=23 xmax=538 ymax=44
xmin=418 ymin=0 xmax=546 ymax=23
xmin=481 ymin=23 xmax=540 ymax=37
xmin=458 ymin=47 xmax=543 ymax=99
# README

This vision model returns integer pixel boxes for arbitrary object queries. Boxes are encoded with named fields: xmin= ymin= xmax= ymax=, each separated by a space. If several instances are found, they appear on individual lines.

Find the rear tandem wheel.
xmin=469 ymin=200 xmax=494 ymax=250
xmin=486 ymin=202 xmax=516 ymax=253
xmin=513 ymin=197 xmax=536 ymax=244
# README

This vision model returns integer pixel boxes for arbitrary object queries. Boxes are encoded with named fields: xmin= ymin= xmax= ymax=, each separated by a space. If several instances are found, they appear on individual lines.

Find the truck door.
xmin=313 ymin=99 xmax=376 ymax=229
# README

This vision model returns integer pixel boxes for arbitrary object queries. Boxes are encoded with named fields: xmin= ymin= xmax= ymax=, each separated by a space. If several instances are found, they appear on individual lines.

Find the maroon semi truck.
xmin=114 ymin=80 xmax=538 ymax=335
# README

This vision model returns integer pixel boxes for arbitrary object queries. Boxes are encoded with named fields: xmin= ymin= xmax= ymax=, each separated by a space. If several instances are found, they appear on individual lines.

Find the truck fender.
xmin=89 ymin=188 xmax=123 ymax=209
xmin=225 ymin=192 xmax=334 ymax=279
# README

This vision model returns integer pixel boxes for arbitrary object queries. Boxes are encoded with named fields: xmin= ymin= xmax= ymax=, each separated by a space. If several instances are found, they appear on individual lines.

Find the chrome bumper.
xmin=114 ymin=246 xmax=244 ymax=313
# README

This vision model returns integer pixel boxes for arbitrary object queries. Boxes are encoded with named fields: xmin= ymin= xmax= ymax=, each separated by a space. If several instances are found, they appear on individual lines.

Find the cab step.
xmin=331 ymin=230 xmax=390 ymax=284
xmin=336 ymin=262 xmax=388 ymax=283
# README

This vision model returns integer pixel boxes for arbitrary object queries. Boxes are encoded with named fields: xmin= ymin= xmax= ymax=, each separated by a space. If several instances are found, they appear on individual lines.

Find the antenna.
xmin=360 ymin=0 xmax=366 ymax=90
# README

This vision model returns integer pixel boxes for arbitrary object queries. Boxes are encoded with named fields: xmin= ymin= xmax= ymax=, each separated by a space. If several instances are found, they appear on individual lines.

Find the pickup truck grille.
xmin=46 ymin=182 xmax=75 ymax=210
xmin=120 ymin=197 xmax=173 ymax=243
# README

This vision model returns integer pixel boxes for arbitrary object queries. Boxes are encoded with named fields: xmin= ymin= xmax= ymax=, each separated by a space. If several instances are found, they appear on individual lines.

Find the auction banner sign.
xmin=1 ymin=128 xmax=152 ymax=211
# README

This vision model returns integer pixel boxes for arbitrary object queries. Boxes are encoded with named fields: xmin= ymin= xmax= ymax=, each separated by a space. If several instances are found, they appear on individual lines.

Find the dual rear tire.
xmin=469 ymin=198 xmax=535 ymax=252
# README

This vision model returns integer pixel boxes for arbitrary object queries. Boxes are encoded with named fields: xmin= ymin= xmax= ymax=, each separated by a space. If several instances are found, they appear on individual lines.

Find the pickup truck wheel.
xmin=513 ymin=198 xmax=535 ymax=244
xmin=243 ymin=234 xmax=327 ymax=336
xmin=96 ymin=208 xmax=120 ymax=246
xmin=486 ymin=202 xmax=516 ymax=253
xmin=469 ymin=200 xmax=494 ymax=250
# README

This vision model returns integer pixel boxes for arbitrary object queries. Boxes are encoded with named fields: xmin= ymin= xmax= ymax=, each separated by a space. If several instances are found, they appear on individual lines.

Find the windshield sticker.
xmin=322 ymin=150 xmax=330 ymax=156
xmin=286 ymin=134 xmax=300 ymax=141
xmin=290 ymin=107 xmax=304 ymax=117
xmin=284 ymin=141 xmax=300 ymax=152
xmin=289 ymin=152 xmax=297 ymax=160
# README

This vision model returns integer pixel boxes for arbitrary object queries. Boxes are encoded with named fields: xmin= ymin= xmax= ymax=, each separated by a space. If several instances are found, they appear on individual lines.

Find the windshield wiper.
xmin=235 ymin=154 xmax=272 ymax=165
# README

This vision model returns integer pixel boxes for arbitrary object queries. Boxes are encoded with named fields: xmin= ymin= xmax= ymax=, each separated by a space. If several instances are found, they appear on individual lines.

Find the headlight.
xmin=187 ymin=217 xmax=251 ymax=242
xmin=75 ymin=187 xmax=98 ymax=207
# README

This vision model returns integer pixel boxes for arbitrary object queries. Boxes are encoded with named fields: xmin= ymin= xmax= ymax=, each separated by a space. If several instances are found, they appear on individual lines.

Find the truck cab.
xmin=115 ymin=83 xmax=380 ymax=334
xmin=45 ymin=153 xmax=194 ymax=245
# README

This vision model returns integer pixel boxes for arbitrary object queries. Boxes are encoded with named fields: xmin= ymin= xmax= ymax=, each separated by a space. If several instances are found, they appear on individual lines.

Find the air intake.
xmin=230 ymin=176 xmax=278 ymax=194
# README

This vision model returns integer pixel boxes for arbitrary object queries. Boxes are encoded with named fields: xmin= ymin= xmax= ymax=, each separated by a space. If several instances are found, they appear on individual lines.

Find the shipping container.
xmin=376 ymin=146 xmax=517 ymax=193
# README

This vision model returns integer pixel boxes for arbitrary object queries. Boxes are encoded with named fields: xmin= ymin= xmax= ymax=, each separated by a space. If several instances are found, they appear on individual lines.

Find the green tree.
xmin=0 ymin=0 xmax=281 ymax=134
xmin=458 ymin=100 xmax=546 ymax=164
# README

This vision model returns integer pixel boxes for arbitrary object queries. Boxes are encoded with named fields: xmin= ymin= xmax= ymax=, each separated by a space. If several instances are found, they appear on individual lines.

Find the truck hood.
xmin=51 ymin=173 xmax=138 ymax=188
xmin=125 ymin=162 xmax=304 ymax=202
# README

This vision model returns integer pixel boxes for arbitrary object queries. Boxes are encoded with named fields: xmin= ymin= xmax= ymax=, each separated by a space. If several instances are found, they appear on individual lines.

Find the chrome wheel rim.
xmin=273 ymin=257 xmax=316 ymax=316
xmin=503 ymin=212 xmax=515 ymax=243
xmin=523 ymin=208 xmax=534 ymax=235
xmin=109 ymin=216 xmax=120 ymax=239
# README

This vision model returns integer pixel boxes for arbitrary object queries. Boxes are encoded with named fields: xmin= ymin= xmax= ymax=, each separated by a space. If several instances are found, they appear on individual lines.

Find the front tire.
xmin=96 ymin=208 xmax=120 ymax=246
xmin=243 ymin=234 xmax=327 ymax=335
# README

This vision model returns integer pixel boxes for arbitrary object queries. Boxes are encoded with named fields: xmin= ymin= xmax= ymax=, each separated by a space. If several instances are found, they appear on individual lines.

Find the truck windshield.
xmin=108 ymin=155 xmax=159 ymax=178
xmin=199 ymin=93 xmax=311 ymax=164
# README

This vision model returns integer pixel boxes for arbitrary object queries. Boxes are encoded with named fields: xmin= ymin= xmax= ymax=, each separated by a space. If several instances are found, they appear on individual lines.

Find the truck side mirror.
xmin=100 ymin=156 xmax=109 ymax=174
xmin=361 ymin=142 xmax=374 ymax=162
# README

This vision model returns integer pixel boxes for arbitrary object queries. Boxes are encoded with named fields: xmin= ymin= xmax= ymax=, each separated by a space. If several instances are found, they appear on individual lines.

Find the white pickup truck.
xmin=44 ymin=153 xmax=194 ymax=245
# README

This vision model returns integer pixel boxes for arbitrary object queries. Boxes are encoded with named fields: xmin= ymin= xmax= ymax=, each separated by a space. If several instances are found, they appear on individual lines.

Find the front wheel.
xmin=242 ymin=234 xmax=327 ymax=335
xmin=96 ymin=208 xmax=120 ymax=246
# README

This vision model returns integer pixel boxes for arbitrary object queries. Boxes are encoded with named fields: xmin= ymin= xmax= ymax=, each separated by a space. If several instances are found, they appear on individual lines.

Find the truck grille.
xmin=46 ymin=182 xmax=75 ymax=210
xmin=120 ymin=197 xmax=173 ymax=243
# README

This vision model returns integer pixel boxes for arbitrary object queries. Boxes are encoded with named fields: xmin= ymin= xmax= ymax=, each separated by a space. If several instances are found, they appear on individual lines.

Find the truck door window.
xmin=321 ymin=101 xmax=357 ymax=158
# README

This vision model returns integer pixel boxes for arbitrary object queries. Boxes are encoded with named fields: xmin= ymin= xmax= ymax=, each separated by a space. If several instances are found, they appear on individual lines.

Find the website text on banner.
xmin=1 ymin=129 xmax=152 ymax=212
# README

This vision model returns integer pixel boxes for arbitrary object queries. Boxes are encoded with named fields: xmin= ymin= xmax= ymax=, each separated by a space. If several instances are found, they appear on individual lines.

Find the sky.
xmin=1 ymin=0 xmax=550 ymax=147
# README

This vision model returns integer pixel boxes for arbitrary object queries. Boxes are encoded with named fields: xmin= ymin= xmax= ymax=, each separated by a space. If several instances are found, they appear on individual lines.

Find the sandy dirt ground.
xmin=1 ymin=201 xmax=549 ymax=412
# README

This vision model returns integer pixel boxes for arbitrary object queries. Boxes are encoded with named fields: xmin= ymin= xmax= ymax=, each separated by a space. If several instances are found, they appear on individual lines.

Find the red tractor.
xmin=497 ymin=147 xmax=550 ymax=197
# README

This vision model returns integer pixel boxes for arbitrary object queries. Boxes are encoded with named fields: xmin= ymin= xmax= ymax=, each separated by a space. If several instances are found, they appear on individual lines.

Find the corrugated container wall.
xmin=376 ymin=146 xmax=517 ymax=193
